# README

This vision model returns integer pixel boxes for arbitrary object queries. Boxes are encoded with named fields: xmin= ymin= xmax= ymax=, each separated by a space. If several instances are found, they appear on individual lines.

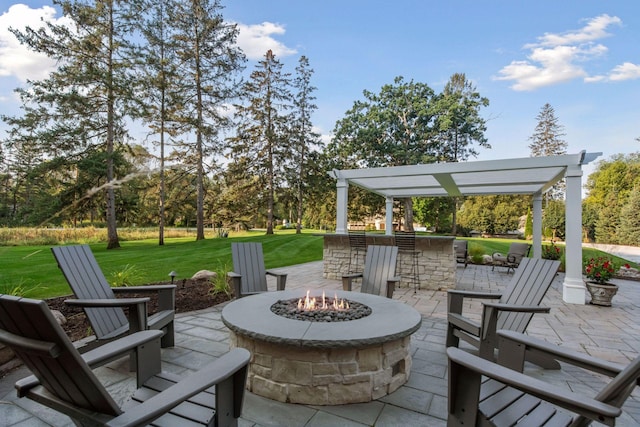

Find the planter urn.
xmin=585 ymin=281 xmax=618 ymax=306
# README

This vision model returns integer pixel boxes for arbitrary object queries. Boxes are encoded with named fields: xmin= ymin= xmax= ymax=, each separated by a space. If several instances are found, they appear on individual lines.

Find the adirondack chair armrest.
xmin=113 ymin=285 xmax=176 ymax=311
xmin=482 ymin=302 xmax=551 ymax=313
xmin=66 ymin=298 xmax=150 ymax=333
xmin=112 ymin=285 xmax=176 ymax=292
xmin=104 ymin=348 xmax=251 ymax=427
xmin=266 ymin=269 xmax=287 ymax=291
xmin=447 ymin=289 xmax=503 ymax=299
xmin=447 ymin=347 xmax=622 ymax=425
xmin=14 ymin=330 xmax=165 ymax=397
xmin=227 ymin=272 xmax=243 ymax=298
xmin=384 ymin=276 xmax=401 ymax=299
xmin=64 ymin=297 xmax=150 ymax=308
xmin=342 ymin=273 xmax=364 ymax=291
xmin=497 ymin=330 xmax=627 ymax=377
xmin=447 ymin=290 xmax=502 ymax=317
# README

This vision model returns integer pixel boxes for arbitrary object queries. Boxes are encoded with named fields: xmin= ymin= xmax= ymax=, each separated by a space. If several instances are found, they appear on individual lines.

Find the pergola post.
xmin=385 ymin=197 xmax=394 ymax=235
xmin=563 ymin=164 xmax=586 ymax=304
xmin=336 ymin=178 xmax=348 ymax=234
xmin=532 ymin=192 xmax=543 ymax=258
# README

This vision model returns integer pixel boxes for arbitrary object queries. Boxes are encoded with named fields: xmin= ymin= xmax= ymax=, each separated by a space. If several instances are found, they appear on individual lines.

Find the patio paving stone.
xmin=2 ymin=260 xmax=640 ymax=426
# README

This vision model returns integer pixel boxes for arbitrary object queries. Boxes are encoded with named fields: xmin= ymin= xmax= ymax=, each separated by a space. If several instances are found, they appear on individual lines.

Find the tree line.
xmin=1 ymin=1 xmax=637 ymax=248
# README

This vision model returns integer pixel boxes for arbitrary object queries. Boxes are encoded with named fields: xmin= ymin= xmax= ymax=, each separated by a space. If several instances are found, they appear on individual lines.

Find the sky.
xmin=1 ymin=0 xmax=640 ymax=183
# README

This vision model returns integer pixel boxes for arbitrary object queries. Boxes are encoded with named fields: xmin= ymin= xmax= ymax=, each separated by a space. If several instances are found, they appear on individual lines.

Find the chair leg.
xmin=161 ymin=321 xmax=175 ymax=348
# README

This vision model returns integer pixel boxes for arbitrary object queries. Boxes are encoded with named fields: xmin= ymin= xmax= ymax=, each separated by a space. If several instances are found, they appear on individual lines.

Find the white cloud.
xmin=608 ymin=62 xmax=640 ymax=81
xmin=526 ymin=14 xmax=621 ymax=48
xmin=494 ymin=14 xmax=630 ymax=91
xmin=0 ymin=4 xmax=68 ymax=82
xmin=235 ymin=22 xmax=297 ymax=60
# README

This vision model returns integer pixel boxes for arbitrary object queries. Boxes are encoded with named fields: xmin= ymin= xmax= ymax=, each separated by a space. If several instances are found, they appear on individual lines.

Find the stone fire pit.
xmin=221 ymin=290 xmax=422 ymax=405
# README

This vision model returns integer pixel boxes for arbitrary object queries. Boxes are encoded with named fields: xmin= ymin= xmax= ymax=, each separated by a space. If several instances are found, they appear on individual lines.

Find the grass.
xmin=1 ymin=228 xmax=635 ymax=300
xmin=0 ymin=229 xmax=325 ymax=299
xmin=458 ymin=237 xmax=638 ymax=270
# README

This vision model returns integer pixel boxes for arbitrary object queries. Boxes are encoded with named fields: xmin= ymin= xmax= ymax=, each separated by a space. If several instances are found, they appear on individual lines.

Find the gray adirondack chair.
xmin=448 ymin=330 xmax=640 ymax=426
xmin=454 ymin=239 xmax=468 ymax=267
xmin=492 ymin=242 xmax=531 ymax=273
xmin=447 ymin=257 xmax=560 ymax=367
xmin=228 ymin=242 xmax=287 ymax=298
xmin=51 ymin=245 xmax=176 ymax=349
xmin=342 ymin=245 xmax=400 ymax=298
xmin=0 ymin=294 xmax=250 ymax=427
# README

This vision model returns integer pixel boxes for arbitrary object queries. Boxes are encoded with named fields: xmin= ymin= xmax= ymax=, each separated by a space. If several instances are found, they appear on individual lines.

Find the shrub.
xmin=541 ymin=242 xmax=562 ymax=260
xmin=109 ymin=264 xmax=142 ymax=287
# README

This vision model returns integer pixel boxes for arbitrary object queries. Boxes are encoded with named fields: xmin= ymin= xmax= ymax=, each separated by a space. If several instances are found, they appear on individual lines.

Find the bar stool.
xmin=394 ymin=231 xmax=420 ymax=292
xmin=348 ymin=230 xmax=367 ymax=274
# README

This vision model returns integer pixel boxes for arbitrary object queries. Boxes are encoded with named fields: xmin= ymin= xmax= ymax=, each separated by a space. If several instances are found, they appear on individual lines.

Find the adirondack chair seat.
xmin=51 ymin=245 xmax=176 ymax=350
xmin=0 ymin=295 xmax=250 ymax=427
xmin=342 ymin=245 xmax=401 ymax=299
xmin=228 ymin=242 xmax=287 ymax=299
xmin=447 ymin=330 xmax=640 ymax=427
xmin=447 ymin=258 xmax=561 ymax=368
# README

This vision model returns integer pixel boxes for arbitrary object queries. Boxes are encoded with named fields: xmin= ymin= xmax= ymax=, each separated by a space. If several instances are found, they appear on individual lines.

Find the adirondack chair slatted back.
xmin=232 ymin=242 xmax=268 ymax=294
xmin=361 ymin=245 xmax=399 ymax=297
xmin=497 ymin=258 xmax=560 ymax=333
xmin=0 ymin=295 xmax=121 ymax=416
xmin=51 ymin=245 xmax=128 ymax=339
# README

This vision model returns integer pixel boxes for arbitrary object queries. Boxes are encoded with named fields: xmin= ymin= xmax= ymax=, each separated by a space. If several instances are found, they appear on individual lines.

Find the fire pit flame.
xmin=297 ymin=290 xmax=350 ymax=311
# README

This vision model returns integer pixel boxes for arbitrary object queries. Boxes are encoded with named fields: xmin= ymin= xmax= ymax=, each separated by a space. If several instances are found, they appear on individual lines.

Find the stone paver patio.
xmin=1 ymin=261 xmax=639 ymax=426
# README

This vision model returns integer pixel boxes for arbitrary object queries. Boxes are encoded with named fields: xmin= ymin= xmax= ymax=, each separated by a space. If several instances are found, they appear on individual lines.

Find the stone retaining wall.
xmin=230 ymin=331 xmax=411 ymax=405
xmin=322 ymin=234 xmax=456 ymax=290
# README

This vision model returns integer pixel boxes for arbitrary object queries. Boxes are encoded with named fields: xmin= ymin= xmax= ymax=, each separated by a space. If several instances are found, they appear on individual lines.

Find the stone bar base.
xmin=230 ymin=331 xmax=412 ymax=405
xmin=322 ymin=234 xmax=455 ymax=290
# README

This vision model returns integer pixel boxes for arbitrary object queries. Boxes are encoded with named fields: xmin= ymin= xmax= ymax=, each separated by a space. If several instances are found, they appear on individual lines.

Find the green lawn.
xmin=2 ymin=230 xmax=633 ymax=300
xmin=0 ymin=230 xmax=325 ymax=299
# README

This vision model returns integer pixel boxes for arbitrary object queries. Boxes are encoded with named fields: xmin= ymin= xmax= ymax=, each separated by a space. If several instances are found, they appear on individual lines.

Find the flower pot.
xmin=585 ymin=281 xmax=618 ymax=306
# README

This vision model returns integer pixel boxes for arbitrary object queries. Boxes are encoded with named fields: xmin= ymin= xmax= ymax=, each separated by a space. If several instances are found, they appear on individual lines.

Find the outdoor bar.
xmin=322 ymin=234 xmax=456 ymax=290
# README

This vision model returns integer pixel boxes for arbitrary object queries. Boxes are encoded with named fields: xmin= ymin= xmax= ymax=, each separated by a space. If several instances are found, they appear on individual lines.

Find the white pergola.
xmin=330 ymin=151 xmax=601 ymax=305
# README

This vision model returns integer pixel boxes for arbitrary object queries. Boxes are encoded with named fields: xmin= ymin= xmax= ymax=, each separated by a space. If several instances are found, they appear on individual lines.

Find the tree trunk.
xmin=105 ymin=3 xmax=120 ymax=250
xmin=403 ymin=198 xmax=414 ymax=231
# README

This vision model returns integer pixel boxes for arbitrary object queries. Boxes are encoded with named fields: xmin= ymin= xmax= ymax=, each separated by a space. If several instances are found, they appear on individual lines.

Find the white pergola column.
xmin=385 ymin=197 xmax=394 ymax=235
xmin=532 ymin=192 xmax=543 ymax=258
xmin=563 ymin=165 xmax=586 ymax=304
xmin=335 ymin=178 xmax=348 ymax=234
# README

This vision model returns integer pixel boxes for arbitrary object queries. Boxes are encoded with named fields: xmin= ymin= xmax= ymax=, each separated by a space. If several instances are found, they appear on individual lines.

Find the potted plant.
xmin=583 ymin=257 xmax=628 ymax=306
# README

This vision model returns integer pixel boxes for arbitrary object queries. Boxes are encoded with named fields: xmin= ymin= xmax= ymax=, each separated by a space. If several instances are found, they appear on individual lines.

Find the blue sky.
xmin=1 ymin=1 xmax=640 ymax=181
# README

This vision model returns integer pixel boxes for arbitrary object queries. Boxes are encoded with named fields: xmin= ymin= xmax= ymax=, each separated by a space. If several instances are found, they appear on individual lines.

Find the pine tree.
xmin=2 ymin=0 xmax=145 ymax=248
xmin=136 ymin=0 xmax=184 ymax=245
xmin=169 ymin=0 xmax=245 ymax=240
xmin=529 ymin=103 xmax=568 ymax=200
xmin=231 ymin=49 xmax=292 ymax=235
xmin=290 ymin=56 xmax=321 ymax=234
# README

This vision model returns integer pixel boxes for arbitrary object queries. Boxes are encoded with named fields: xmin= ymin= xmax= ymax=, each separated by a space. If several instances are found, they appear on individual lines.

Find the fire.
xmin=297 ymin=290 xmax=350 ymax=311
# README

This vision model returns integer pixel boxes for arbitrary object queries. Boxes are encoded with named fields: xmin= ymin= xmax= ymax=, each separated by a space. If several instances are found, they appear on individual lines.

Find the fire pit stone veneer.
xmin=221 ymin=290 xmax=422 ymax=405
